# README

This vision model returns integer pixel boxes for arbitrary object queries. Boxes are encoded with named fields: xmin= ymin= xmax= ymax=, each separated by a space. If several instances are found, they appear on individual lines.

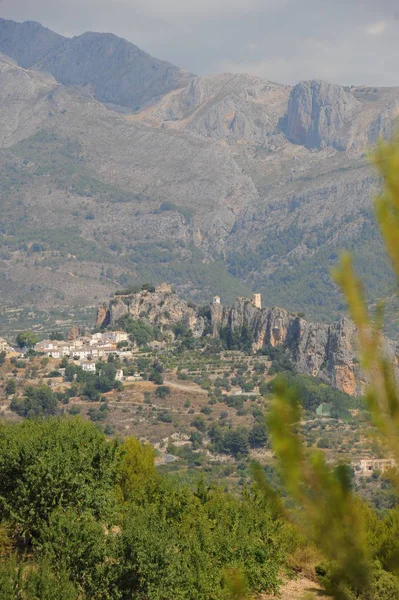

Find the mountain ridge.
xmin=0 ymin=19 xmax=398 ymax=338
xmin=0 ymin=18 xmax=193 ymax=109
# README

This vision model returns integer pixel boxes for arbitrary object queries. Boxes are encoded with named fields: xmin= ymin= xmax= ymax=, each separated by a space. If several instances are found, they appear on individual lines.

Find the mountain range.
xmin=0 ymin=18 xmax=398 ymax=336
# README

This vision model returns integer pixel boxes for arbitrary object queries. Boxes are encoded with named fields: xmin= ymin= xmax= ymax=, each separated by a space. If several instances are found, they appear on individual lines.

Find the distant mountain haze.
xmin=0 ymin=18 xmax=193 ymax=108
xmin=0 ymin=19 xmax=398 ymax=337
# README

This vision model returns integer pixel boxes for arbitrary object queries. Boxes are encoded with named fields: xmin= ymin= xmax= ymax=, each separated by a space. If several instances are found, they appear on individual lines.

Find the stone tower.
xmin=252 ymin=293 xmax=262 ymax=309
xmin=210 ymin=297 xmax=223 ymax=336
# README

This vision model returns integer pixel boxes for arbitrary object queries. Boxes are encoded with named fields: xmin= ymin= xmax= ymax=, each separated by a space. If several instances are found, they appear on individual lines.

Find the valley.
xmin=0 ymin=19 xmax=398 ymax=338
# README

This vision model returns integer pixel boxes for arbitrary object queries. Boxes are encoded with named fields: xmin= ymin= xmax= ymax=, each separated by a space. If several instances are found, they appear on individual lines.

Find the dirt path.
xmin=163 ymin=380 xmax=208 ymax=395
xmin=261 ymin=577 xmax=331 ymax=599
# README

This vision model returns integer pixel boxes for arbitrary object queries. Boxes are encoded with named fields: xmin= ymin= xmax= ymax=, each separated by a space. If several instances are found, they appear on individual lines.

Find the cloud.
xmin=1 ymin=0 xmax=399 ymax=85
xmin=366 ymin=21 xmax=387 ymax=35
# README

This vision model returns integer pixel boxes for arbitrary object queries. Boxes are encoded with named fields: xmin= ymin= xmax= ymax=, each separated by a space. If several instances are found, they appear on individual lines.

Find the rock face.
xmin=286 ymin=80 xmax=361 ymax=150
xmin=97 ymin=285 xmax=205 ymax=337
xmin=144 ymin=73 xmax=290 ymax=145
xmin=0 ymin=19 xmax=193 ymax=109
xmin=214 ymin=298 xmax=399 ymax=396
xmin=99 ymin=288 xmax=399 ymax=396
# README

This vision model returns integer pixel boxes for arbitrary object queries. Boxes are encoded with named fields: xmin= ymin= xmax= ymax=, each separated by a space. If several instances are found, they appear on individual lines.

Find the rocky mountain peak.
xmin=0 ymin=18 xmax=65 ymax=69
xmin=0 ymin=18 xmax=193 ymax=109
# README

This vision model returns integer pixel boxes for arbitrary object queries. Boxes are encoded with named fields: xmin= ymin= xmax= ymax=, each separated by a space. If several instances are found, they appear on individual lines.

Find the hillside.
xmin=0 ymin=19 xmax=399 ymax=338
xmin=96 ymin=285 xmax=399 ymax=396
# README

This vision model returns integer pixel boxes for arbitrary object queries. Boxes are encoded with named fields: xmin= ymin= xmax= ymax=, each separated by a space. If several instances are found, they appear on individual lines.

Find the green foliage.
xmin=117 ymin=315 xmax=156 ymax=346
xmin=0 ymin=414 xmax=292 ymax=599
xmin=5 ymin=379 xmax=16 ymax=396
xmin=0 ymin=417 xmax=120 ymax=543
xmin=267 ymin=372 xmax=355 ymax=417
xmin=259 ymin=345 xmax=294 ymax=374
xmin=150 ymin=370 xmax=164 ymax=385
xmin=249 ymin=422 xmax=269 ymax=448
xmin=16 ymin=331 xmax=40 ymax=349
xmin=155 ymin=385 xmax=171 ymax=398
xmin=219 ymin=325 xmax=253 ymax=353
xmin=118 ymin=437 xmax=158 ymax=502
xmin=209 ymin=424 xmax=251 ymax=457
xmin=10 ymin=385 xmax=58 ymax=418
xmin=0 ymin=351 xmax=6 ymax=366
xmin=117 ymin=480 xmax=286 ymax=600
xmin=191 ymin=415 xmax=207 ymax=432
xmin=0 ymin=555 xmax=79 ymax=600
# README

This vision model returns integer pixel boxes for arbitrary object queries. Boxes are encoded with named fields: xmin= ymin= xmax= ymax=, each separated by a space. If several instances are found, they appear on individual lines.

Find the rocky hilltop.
xmin=98 ymin=287 xmax=399 ymax=396
xmin=96 ymin=283 xmax=206 ymax=337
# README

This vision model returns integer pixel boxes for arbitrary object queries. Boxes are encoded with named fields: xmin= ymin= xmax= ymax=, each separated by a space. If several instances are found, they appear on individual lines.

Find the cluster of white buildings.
xmin=0 ymin=337 xmax=11 ymax=353
xmin=34 ymin=330 xmax=129 ymax=360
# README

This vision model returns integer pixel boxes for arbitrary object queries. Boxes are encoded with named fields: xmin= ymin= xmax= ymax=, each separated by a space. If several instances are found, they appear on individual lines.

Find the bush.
xmin=5 ymin=379 xmax=16 ymax=396
xmin=10 ymin=385 xmax=58 ymax=418
xmin=191 ymin=416 xmax=206 ymax=432
xmin=155 ymin=386 xmax=171 ymax=399
xmin=157 ymin=411 xmax=173 ymax=423
xmin=150 ymin=371 xmax=163 ymax=385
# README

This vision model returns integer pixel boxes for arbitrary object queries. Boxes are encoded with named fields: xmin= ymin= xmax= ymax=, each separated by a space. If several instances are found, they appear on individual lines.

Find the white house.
xmin=0 ymin=337 xmax=10 ymax=353
xmin=104 ymin=331 xmax=129 ymax=344
xmin=81 ymin=362 xmax=96 ymax=373
xmin=115 ymin=369 xmax=124 ymax=382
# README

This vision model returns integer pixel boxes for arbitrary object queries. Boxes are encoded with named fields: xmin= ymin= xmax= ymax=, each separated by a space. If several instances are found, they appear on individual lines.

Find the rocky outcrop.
xmin=286 ymin=80 xmax=361 ymax=150
xmin=147 ymin=73 xmax=290 ymax=146
xmin=97 ymin=285 xmax=205 ymax=337
xmin=98 ymin=288 xmax=399 ymax=395
xmin=215 ymin=298 xmax=399 ymax=396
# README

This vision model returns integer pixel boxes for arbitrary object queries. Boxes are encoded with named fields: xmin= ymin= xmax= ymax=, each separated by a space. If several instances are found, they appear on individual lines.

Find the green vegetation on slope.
xmin=0 ymin=417 xmax=289 ymax=599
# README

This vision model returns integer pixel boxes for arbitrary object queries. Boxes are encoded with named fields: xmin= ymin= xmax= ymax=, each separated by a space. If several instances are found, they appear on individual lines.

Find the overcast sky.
xmin=1 ymin=0 xmax=399 ymax=86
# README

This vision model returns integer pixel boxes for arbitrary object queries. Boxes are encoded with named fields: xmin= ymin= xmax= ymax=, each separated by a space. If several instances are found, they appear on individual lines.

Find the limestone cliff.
xmin=96 ymin=284 xmax=205 ymax=337
xmin=215 ymin=297 xmax=399 ymax=396
xmin=99 ymin=288 xmax=399 ymax=396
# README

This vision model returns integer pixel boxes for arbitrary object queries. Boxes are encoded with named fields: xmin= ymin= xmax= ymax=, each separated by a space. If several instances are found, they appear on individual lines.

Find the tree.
xmin=155 ymin=385 xmax=171 ymax=399
xmin=97 ymin=363 xmax=117 ymax=392
xmin=149 ymin=371 xmax=163 ymax=385
xmin=0 ymin=417 xmax=120 ymax=543
xmin=249 ymin=423 xmax=268 ymax=448
xmin=5 ymin=379 xmax=16 ymax=396
xmin=118 ymin=437 xmax=158 ymax=502
xmin=191 ymin=416 xmax=207 ymax=432
xmin=190 ymin=431 xmax=203 ymax=449
xmin=16 ymin=331 xmax=40 ymax=349
xmin=223 ymin=428 xmax=249 ymax=457
xmin=0 ymin=351 xmax=6 ymax=366
xmin=49 ymin=332 xmax=64 ymax=341
xmin=10 ymin=385 xmax=58 ymax=418
xmin=141 ymin=282 xmax=155 ymax=292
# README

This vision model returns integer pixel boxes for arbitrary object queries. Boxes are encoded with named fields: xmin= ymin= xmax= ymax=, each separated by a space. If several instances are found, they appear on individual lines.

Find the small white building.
xmin=0 ymin=337 xmax=10 ymax=353
xmin=115 ymin=369 xmax=124 ymax=382
xmin=213 ymin=296 xmax=221 ymax=304
xmin=81 ymin=361 xmax=96 ymax=373
xmin=104 ymin=331 xmax=128 ymax=344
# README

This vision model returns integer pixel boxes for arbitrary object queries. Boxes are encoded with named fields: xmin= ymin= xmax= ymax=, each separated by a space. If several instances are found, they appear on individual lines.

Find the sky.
xmin=1 ymin=0 xmax=399 ymax=86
